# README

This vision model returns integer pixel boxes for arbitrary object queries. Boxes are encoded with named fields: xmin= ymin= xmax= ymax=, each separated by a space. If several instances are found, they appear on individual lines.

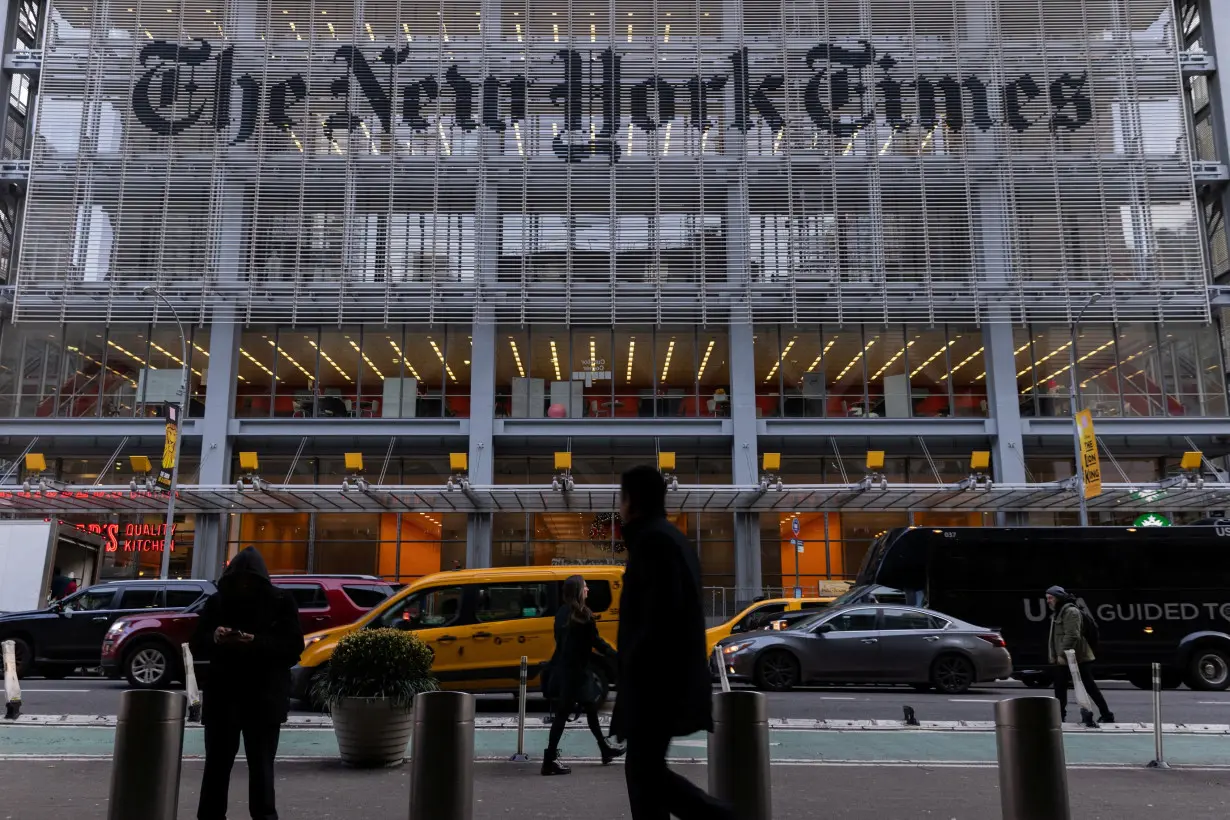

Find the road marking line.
xmin=18 ymin=689 xmax=93 ymax=693
xmin=948 ymin=698 xmax=1001 ymax=703
xmin=1198 ymin=701 xmax=1230 ymax=705
xmin=820 ymin=696 xmax=858 ymax=700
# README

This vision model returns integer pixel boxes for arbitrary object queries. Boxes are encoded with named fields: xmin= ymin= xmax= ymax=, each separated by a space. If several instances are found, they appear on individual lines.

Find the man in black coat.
xmin=192 ymin=547 xmax=303 ymax=820
xmin=611 ymin=466 xmax=734 ymax=820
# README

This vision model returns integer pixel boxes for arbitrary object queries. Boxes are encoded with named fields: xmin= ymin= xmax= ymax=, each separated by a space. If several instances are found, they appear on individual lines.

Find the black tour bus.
xmin=842 ymin=524 xmax=1230 ymax=690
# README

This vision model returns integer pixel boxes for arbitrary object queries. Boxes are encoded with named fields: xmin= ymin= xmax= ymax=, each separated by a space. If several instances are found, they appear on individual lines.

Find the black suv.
xmin=0 ymin=579 xmax=214 ymax=678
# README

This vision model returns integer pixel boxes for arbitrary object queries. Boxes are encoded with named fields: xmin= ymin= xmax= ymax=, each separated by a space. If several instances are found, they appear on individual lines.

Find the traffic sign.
xmin=791 ymin=517 xmax=801 ymax=535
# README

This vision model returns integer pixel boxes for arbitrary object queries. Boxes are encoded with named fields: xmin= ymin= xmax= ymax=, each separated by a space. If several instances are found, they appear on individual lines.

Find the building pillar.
xmin=191 ymin=319 xmax=240 ymax=579
xmin=466 ymin=323 xmax=495 ymax=569
xmin=730 ymin=323 xmax=761 ymax=603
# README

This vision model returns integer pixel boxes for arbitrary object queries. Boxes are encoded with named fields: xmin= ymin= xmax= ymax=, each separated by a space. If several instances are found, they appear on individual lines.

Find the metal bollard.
xmin=181 ymin=643 xmax=201 ymax=723
xmin=708 ymin=691 xmax=771 ymax=820
xmin=108 ymin=689 xmax=188 ymax=820
xmin=994 ymin=697 xmax=1071 ymax=820
xmin=2 ymin=640 xmax=21 ymax=719
xmin=509 ymin=656 xmax=530 ymax=762
xmin=409 ymin=691 xmax=475 ymax=820
xmin=1147 ymin=662 xmax=1169 ymax=769
xmin=714 ymin=646 xmax=732 ymax=693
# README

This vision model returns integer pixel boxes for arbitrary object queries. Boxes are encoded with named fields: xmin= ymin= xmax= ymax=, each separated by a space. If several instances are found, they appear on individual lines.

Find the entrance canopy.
xmin=2 ymin=482 xmax=1227 ymax=516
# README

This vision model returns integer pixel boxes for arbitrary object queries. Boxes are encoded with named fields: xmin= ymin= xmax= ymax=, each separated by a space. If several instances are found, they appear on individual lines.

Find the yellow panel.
xmin=1180 ymin=451 xmax=1203 ymax=471
xmin=865 ymin=451 xmax=886 ymax=471
xmin=658 ymin=452 xmax=676 ymax=471
xmin=554 ymin=452 xmax=572 ymax=471
xmin=970 ymin=451 xmax=991 ymax=471
xmin=762 ymin=453 xmax=781 ymax=471
xmin=238 ymin=451 xmax=260 ymax=471
xmin=449 ymin=453 xmax=468 ymax=472
xmin=344 ymin=452 xmax=364 ymax=472
xmin=129 ymin=455 xmax=153 ymax=473
xmin=24 ymin=453 xmax=46 ymax=473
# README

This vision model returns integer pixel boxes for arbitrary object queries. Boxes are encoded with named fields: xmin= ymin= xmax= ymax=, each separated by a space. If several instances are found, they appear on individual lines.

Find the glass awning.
xmin=2 ymin=482 xmax=1227 ymax=515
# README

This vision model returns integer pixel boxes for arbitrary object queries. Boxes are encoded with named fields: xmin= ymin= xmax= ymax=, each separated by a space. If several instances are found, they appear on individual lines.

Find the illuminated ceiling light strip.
xmin=506 ymin=338 xmax=525 ymax=379
xmin=387 ymin=339 xmax=422 ymax=381
xmin=69 ymin=346 xmax=137 ymax=388
xmin=349 ymin=339 xmax=386 ymax=381
xmin=308 ymin=340 xmax=353 ymax=383
xmin=550 ymin=340 xmax=562 ymax=381
xmin=239 ymin=347 xmax=276 ymax=379
xmin=107 ymin=339 xmax=150 ymax=368
xmin=660 ymin=339 xmax=676 ymax=382
xmin=1018 ymin=341 xmax=1072 ymax=378
xmin=837 ymin=340 xmax=876 ymax=380
xmin=807 ymin=340 xmax=837 ymax=372
xmin=1028 ymin=340 xmax=1116 ymax=393
xmin=764 ymin=338 xmax=797 ymax=382
xmin=192 ymin=343 xmax=210 ymax=358
xmin=267 ymin=340 xmax=313 ymax=382
xmin=941 ymin=347 xmax=985 ymax=380
xmin=909 ymin=337 xmax=959 ymax=378
xmin=1082 ymin=345 xmax=1154 ymax=389
xmin=626 ymin=338 xmax=636 ymax=382
xmin=148 ymin=341 xmax=203 ymax=378
xmin=696 ymin=339 xmax=717 ymax=381
xmin=662 ymin=121 xmax=672 ymax=156
xmin=871 ymin=341 xmax=916 ymax=381
xmin=427 ymin=339 xmax=456 ymax=383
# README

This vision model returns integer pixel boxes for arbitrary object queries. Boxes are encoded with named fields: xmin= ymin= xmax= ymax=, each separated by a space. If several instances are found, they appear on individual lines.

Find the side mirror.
xmin=730 ymin=624 xmax=743 ymax=635
xmin=814 ymin=623 xmax=833 ymax=634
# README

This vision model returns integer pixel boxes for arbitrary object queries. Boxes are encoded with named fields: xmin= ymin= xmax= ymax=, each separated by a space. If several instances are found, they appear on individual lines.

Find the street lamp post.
xmin=142 ymin=286 xmax=188 ymax=580
xmin=1067 ymin=293 xmax=1102 ymax=527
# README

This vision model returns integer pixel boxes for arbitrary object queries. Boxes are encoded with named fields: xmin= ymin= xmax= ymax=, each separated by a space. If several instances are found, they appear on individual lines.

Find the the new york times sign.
xmin=130 ymin=38 xmax=1092 ymax=163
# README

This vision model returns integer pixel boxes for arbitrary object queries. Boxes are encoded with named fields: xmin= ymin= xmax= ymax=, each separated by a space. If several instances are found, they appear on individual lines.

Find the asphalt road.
xmin=2 ymin=759 xmax=1228 ymax=820
xmin=12 ymin=676 xmax=1230 ymax=724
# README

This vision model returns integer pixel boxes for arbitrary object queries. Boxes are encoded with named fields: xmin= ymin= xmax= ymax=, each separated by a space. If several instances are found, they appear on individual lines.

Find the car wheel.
xmin=1187 ymin=647 xmax=1230 ymax=691
xmin=1020 ymin=673 xmax=1051 ymax=689
xmin=4 ymin=637 xmax=33 ymax=679
xmin=930 ymin=655 xmax=975 ymax=695
xmin=125 ymin=644 xmax=176 ymax=689
xmin=754 ymin=650 xmax=800 ymax=692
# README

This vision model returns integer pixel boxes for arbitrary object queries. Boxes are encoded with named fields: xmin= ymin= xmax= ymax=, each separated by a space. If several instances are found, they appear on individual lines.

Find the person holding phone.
xmin=192 ymin=547 xmax=302 ymax=820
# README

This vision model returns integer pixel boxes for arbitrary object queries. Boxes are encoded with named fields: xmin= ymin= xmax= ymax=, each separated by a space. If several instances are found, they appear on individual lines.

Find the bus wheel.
xmin=1187 ymin=648 xmax=1230 ymax=691
xmin=754 ymin=651 xmax=800 ymax=692
xmin=930 ymin=655 xmax=975 ymax=695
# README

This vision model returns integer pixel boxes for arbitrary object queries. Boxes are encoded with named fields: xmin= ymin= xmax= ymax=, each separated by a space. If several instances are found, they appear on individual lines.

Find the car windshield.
xmin=830 ymin=584 xmax=874 ymax=608
xmin=784 ymin=612 xmax=829 ymax=631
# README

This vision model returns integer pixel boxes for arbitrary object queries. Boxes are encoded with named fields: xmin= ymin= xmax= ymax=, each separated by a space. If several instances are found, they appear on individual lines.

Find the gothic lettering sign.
xmin=130 ymin=38 xmax=1093 ymax=163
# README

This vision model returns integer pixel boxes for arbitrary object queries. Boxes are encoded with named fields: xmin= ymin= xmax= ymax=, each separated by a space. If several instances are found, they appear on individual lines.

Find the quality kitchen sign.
xmin=76 ymin=521 xmax=176 ymax=553
xmin=130 ymin=38 xmax=1093 ymax=163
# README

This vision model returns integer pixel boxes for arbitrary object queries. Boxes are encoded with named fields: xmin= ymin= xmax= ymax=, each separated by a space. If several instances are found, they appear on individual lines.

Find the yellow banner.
xmin=1076 ymin=409 xmax=1102 ymax=499
xmin=161 ymin=421 xmax=177 ymax=470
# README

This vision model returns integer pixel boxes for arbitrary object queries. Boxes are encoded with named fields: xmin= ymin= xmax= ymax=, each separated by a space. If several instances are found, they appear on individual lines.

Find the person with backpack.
xmin=1046 ymin=585 xmax=1114 ymax=725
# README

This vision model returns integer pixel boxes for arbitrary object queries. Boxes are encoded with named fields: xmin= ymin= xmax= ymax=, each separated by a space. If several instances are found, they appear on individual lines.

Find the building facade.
xmin=1 ymin=0 xmax=1229 ymax=607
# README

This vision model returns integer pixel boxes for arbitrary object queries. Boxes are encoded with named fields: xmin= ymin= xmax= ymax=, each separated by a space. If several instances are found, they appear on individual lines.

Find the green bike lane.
xmin=3 ymin=725 xmax=1229 ymax=766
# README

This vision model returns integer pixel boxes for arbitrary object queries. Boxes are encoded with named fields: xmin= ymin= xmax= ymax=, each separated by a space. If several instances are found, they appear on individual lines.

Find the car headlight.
xmin=722 ymin=641 xmax=755 ymax=655
xmin=304 ymin=635 xmax=324 ymax=649
xmin=106 ymin=620 xmax=128 ymax=636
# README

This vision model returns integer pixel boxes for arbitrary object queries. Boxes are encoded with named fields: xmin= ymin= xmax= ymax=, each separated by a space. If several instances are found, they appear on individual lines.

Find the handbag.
xmin=577 ymin=668 xmax=603 ymax=707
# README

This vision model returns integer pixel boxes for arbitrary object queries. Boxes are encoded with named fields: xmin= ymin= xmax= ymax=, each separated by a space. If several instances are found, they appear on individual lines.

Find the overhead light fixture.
xmin=267 ymin=340 xmax=313 ymax=382
xmin=1018 ymin=341 xmax=1071 ymax=378
xmin=108 ymin=339 xmax=150 ymax=368
xmin=764 ymin=338 xmax=797 ymax=382
xmin=660 ymin=338 xmax=676 ymax=382
xmin=428 ymin=338 xmax=456 ymax=382
xmin=309 ymin=340 xmax=353 ymax=382
xmin=871 ymin=340 xmax=916 ymax=380
xmin=910 ymin=337 xmax=958 ymax=378
xmin=941 ymin=347 xmax=985 ymax=380
xmin=697 ymin=339 xmax=717 ymax=381
xmin=837 ymin=339 xmax=876 ymax=380
xmin=389 ymin=338 xmax=422 ymax=380
xmin=626 ymin=338 xmax=636 ymax=382
xmin=507 ymin=337 xmax=525 ymax=378
xmin=550 ymin=339 xmax=562 ymax=381
xmin=808 ymin=339 xmax=837 ymax=372
xmin=239 ymin=347 xmax=276 ymax=379
xmin=349 ymin=338 xmax=386 ymax=381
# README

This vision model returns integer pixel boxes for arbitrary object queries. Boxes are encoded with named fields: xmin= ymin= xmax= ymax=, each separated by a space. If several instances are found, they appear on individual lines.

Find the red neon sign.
xmin=76 ymin=522 xmax=176 ymax=553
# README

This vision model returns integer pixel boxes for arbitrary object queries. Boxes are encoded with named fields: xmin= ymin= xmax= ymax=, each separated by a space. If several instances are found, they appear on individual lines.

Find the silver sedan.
xmin=717 ymin=604 xmax=1013 ymax=694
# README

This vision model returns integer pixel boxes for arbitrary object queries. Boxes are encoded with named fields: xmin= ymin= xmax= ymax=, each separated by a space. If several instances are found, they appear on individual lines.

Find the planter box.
xmin=332 ymin=697 xmax=414 ymax=768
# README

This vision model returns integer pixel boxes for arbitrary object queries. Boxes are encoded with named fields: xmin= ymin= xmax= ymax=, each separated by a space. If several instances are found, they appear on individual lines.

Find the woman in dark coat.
xmin=542 ymin=574 xmax=622 ymax=775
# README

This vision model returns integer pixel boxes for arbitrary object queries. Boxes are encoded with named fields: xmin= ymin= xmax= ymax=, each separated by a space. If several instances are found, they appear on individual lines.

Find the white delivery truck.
xmin=0 ymin=521 xmax=106 ymax=614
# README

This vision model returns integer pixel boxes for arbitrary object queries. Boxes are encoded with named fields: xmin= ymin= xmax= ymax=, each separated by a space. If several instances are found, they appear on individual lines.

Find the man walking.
xmin=611 ymin=465 xmax=734 ymax=820
xmin=1046 ymin=585 xmax=1114 ymax=725
xmin=193 ymin=547 xmax=303 ymax=820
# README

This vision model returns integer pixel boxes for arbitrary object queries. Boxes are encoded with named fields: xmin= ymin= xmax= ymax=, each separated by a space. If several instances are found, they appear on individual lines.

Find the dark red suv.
xmin=101 ymin=575 xmax=396 ymax=688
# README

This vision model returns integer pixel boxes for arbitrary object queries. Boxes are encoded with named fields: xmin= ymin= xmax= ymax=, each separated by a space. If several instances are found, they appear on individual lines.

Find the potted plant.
xmin=313 ymin=627 xmax=437 ymax=767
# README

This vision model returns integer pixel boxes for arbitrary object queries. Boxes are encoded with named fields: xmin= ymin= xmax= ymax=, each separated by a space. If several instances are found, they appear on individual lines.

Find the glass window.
xmin=823 ymin=608 xmax=878 ymax=632
xmin=281 ymin=584 xmax=328 ymax=610
xmin=164 ymin=586 xmax=205 ymax=608
xmin=582 ymin=580 xmax=613 ymax=614
xmin=474 ymin=582 xmax=550 ymax=622
xmin=341 ymin=584 xmax=393 ymax=609
xmin=64 ymin=588 xmax=117 ymax=612
xmin=375 ymin=586 xmax=463 ymax=630
xmin=867 ymin=326 xmax=909 ymax=418
xmin=882 ymin=610 xmax=946 ymax=631
xmin=734 ymin=603 xmax=787 ymax=634
xmin=119 ymin=587 xmax=162 ymax=609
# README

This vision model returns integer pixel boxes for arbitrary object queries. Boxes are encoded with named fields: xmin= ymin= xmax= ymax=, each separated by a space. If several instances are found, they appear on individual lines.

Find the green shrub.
xmin=313 ymin=628 xmax=438 ymax=710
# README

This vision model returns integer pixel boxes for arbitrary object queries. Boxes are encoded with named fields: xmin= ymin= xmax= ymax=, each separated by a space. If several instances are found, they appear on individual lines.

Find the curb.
xmin=6 ymin=714 xmax=1230 ymax=735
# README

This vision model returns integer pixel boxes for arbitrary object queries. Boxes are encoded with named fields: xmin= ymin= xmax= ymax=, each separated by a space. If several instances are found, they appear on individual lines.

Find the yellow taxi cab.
xmin=293 ymin=565 xmax=623 ymax=703
xmin=705 ymin=583 xmax=851 ymax=657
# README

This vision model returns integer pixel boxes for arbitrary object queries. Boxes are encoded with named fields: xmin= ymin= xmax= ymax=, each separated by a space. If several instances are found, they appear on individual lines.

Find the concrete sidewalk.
xmin=1 ymin=759 xmax=1228 ymax=819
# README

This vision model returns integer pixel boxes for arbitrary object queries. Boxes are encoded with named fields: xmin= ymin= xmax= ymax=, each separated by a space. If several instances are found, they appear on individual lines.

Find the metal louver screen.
xmin=15 ymin=0 xmax=1209 ymax=326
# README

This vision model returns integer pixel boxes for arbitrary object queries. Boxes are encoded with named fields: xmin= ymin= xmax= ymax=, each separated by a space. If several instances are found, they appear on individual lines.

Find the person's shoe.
xmin=541 ymin=749 xmax=571 ymax=776
xmin=599 ymin=742 xmax=625 ymax=766
xmin=1060 ymin=709 xmax=1067 ymax=723
xmin=1099 ymin=712 xmax=1116 ymax=724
